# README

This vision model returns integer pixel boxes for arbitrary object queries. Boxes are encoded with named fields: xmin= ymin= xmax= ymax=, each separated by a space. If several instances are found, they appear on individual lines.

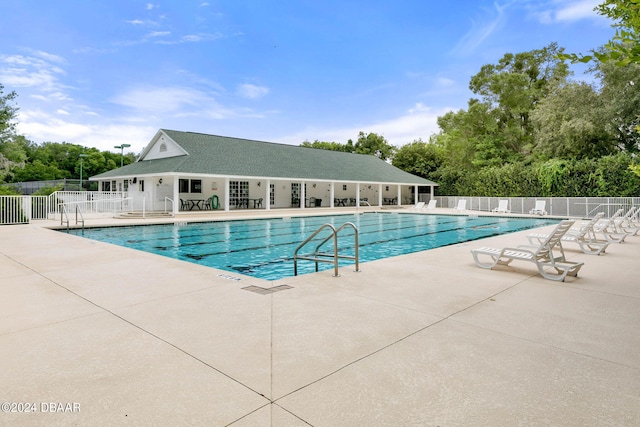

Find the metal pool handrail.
xmin=59 ymin=203 xmax=85 ymax=232
xmin=293 ymin=222 xmax=359 ymax=277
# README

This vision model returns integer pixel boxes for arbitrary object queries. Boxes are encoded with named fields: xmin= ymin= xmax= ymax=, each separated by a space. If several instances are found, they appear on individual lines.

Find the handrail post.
xmin=332 ymin=228 xmax=339 ymax=277
xmin=293 ymin=222 xmax=359 ymax=277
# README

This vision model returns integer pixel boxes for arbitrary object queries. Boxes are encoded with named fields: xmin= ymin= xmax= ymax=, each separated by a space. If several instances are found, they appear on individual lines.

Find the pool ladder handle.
xmin=59 ymin=203 xmax=85 ymax=232
xmin=293 ymin=222 xmax=360 ymax=277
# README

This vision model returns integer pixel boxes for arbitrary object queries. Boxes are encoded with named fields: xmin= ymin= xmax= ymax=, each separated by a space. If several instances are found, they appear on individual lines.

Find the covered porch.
xmin=96 ymin=174 xmax=437 ymax=214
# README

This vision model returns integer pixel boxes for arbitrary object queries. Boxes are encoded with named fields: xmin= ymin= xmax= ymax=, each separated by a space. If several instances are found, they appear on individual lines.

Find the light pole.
xmin=79 ymin=154 xmax=88 ymax=191
xmin=114 ymin=143 xmax=131 ymax=167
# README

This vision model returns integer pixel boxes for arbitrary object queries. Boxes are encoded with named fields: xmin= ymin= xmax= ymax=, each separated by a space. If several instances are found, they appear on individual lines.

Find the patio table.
xmin=188 ymin=199 xmax=206 ymax=210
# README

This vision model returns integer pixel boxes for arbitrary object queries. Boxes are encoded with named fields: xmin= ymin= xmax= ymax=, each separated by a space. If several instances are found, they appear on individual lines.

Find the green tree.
xmin=10 ymin=159 xmax=66 ymax=182
xmin=595 ymin=153 xmax=640 ymax=195
xmin=300 ymin=140 xmax=354 ymax=152
xmin=392 ymin=139 xmax=443 ymax=179
xmin=354 ymin=132 xmax=396 ymax=161
xmin=0 ymin=83 xmax=18 ymax=141
xmin=561 ymin=0 xmax=640 ymax=65
xmin=531 ymin=81 xmax=615 ymax=159
xmin=468 ymin=43 xmax=570 ymax=159
xmin=433 ymin=101 xmax=493 ymax=169
xmin=593 ymin=60 xmax=640 ymax=152
xmin=0 ymin=84 xmax=28 ymax=182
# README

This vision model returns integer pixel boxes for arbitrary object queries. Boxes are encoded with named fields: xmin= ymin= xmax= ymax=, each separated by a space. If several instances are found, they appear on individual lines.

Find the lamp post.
xmin=79 ymin=154 xmax=88 ymax=191
xmin=114 ymin=143 xmax=131 ymax=167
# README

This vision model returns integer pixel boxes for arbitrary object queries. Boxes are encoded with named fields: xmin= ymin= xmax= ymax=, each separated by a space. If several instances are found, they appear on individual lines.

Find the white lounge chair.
xmin=471 ymin=220 xmax=584 ymax=281
xmin=453 ymin=200 xmax=467 ymax=211
xmin=492 ymin=199 xmax=510 ymax=214
xmin=411 ymin=202 xmax=425 ymax=210
xmin=529 ymin=200 xmax=547 ymax=215
xmin=593 ymin=209 xmax=629 ymax=243
xmin=614 ymin=207 xmax=640 ymax=236
xmin=526 ymin=213 xmax=609 ymax=255
xmin=425 ymin=199 xmax=437 ymax=209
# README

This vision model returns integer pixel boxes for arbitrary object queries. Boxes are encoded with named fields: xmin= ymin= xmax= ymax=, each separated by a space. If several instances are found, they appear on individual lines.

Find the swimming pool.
xmin=67 ymin=212 xmax=559 ymax=280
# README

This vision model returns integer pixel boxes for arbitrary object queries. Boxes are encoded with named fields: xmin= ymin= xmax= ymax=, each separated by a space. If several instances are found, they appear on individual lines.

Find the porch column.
xmin=397 ymin=185 xmax=402 ymax=206
xmin=378 ymin=184 xmax=383 ymax=207
xmin=300 ymin=181 xmax=305 ymax=209
xmin=330 ymin=182 xmax=335 ymax=208
xmin=415 ymin=185 xmax=419 ymax=205
xmin=224 ymin=178 xmax=230 ymax=211
xmin=265 ymin=179 xmax=270 ymax=210
xmin=356 ymin=183 xmax=361 ymax=208
xmin=173 ymin=178 xmax=179 ymax=214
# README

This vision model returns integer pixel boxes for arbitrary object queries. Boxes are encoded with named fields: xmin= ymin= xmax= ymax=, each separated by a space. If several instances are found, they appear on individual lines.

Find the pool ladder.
xmin=293 ymin=222 xmax=360 ymax=277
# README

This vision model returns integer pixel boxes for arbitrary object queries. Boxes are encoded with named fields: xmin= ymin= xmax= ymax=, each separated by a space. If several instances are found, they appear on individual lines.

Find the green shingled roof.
xmin=91 ymin=129 xmax=437 ymax=186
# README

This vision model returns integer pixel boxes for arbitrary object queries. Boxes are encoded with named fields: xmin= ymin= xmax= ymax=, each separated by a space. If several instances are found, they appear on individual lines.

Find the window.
xmin=291 ymin=183 xmax=307 ymax=207
xmin=102 ymin=181 xmax=110 ymax=191
xmin=159 ymin=143 xmax=167 ymax=152
xmin=124 ymin=180 xmax=129 ymax=192
xmin=139 ymin=179 xmax=144 ymax=192
xmin=270 ymin=183 xmax=275 ymax=206
xmin=385 ymin=186 xmax=389 ymax=192
xmin=179 ymin=179 xmax=189 ymax=193
xmin=342 ymin=184 xmax=347 ymax=191
xmin=190 ymin=179 xmax=202 ymax=193
xmin=230 ymin=181 xmax=249 ymax=207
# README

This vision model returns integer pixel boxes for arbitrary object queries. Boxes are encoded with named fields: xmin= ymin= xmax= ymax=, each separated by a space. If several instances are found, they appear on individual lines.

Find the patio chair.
xmin=614 ymin=207 xmax=640 ymax=236
xmin=526 ymin=213 xmax=609 ymax=255
xmin=492 ymin=199 xmax=510 ymax=214
xmin=180 ymin=199 xmax=188 ymax=211
xmin=203 ymin=196 xmax=212 ymax=210
xmin=593 ymin=209 xmax=629 ymax=243
xmin=471 ymin=219 xmax=584 ymax=282
xmin=425 ymin=199 xmax=437 ymax=209
xmin=453 ymin=199 xmax=467 ymax=211
xmin=529 ymin=200 xmax=547 ymax=215
xmin=411 ymin=202 xmax=425 ymax=210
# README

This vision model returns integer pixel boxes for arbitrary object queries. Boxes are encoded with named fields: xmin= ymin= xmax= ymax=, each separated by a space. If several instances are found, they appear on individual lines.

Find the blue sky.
xmin=1 ymin=0 xmax=614 ymax=155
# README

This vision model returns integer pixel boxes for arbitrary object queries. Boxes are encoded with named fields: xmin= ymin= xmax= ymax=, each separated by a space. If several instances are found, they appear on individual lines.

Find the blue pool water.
xmin=68 ymin=212 xmax=558 ymax=280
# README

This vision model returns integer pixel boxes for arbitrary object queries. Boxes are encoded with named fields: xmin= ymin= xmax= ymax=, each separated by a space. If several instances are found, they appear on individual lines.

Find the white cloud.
xmin=436 ymin=77 xmax=455 ymax=87
xmin=452 ymin=2 xmax=508 ymax=56
xmin=109 ymin=84 xmax=262 ymax=121
xmin=0 ymin=53 xmax=69 ymax=94
xmin=278 ymin=103 xmax=451 ymax=147
xmin=236 ymin=83 xmax=269 ymax=99
xmin=111 ymin=86 xmax=209 ymax=113
xmin=528 ymin=0 xmax=603 ymax=24
xmin=556 ymin=0 xmax=600 ymax=21
xmin=148 ymin=31 xmax=171 ymax=37
xmin=16 ymin=109 xmax=155 ymax=152
xmin=125 ymin=19 xmax=145 ymax=25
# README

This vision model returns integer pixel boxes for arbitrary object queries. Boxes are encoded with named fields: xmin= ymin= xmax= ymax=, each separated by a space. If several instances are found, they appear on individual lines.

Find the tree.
xmin=561 ymin=0 xmax=640 ymax=65
xmin=531 ymin=81 xmax=616 ymax=159
xmin=354 ymin=132 xmax=396 ymax=161
xmin=0 ymin=83 xmax=18 ymax=142
xmin=593 ymin=60 xmax=640 ymax=152
xmin=392 ymin=139 xmax=444 ymax=178
xmin=468 ymin=43 xmax=570 ymax=159
xmin=0 ymin=84 xmax=28 ymax=182
xmin=300 ymin=140 xmax=354 ymax=152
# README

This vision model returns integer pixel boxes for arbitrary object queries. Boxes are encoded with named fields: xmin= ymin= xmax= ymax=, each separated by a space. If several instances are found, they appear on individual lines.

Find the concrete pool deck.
xmin=1 ymin=208 xmax=639 ymax=426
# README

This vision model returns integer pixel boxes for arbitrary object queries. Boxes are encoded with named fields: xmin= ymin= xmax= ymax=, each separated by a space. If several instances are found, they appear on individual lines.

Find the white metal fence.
xmin=3 ymin=193 xmax=639 ymax=225
xmin=0 ymin=191 xmax=128 ymax=225
xmin=434 ymin=196 xmax=640 ymax=218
